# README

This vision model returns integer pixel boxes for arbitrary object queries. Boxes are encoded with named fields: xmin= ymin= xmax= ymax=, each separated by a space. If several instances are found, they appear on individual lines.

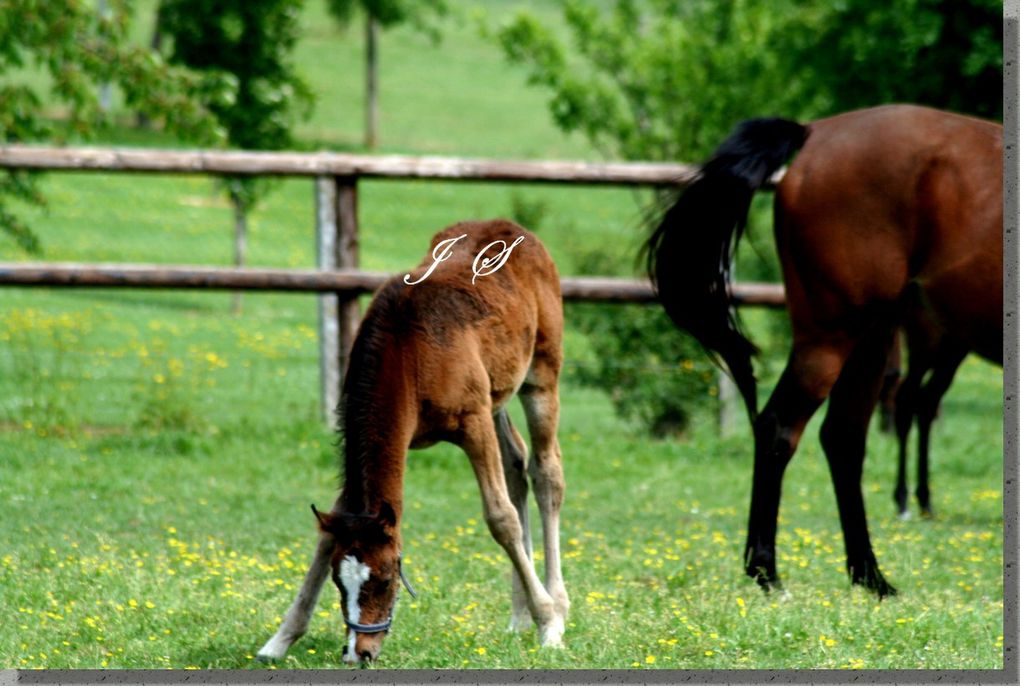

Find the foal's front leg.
xmin=256 ymin=501 xmax=340 ymax=660
xmin=462 ymin=411 xmax=563 ymax=647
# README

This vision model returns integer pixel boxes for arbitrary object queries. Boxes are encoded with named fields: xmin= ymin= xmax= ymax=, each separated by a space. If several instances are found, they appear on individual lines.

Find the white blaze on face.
xmin=339 ymin=555 xmax=371 ymax=663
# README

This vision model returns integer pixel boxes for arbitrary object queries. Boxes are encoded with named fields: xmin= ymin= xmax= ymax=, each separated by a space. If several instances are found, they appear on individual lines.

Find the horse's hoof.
xmin=746 ymin=564 xmax=782 ymax=595
xmin=898 ymin=509 xmax=912 ymax=522
xmin=850 ymin=562 xmax=897 ymax=599
xmin=920 ymin=507 xmax=935 ymax=520
xmin=875 ymin=581 xmax=898 ymax=599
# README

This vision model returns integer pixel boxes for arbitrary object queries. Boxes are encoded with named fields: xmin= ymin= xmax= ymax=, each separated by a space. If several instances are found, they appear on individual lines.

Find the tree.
xmin=159 ymin=0 xmax=313 ymax=312
xmin=0 ymin=0 xmax=224 ymax=253
xmin=783 ymin=0 xmax=1002 ymax=120
xmin=496 ymin=0 xmax=1001 ymax=159
xmin=495 ymin=0 xmax=807 ymax=163
xmin=326 ymin=0 xmax=446 ymax=149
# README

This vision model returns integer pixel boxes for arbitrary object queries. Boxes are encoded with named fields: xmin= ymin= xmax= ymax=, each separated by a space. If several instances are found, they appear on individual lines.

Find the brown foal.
xmin=257 ymin=219 xmax=569 ymax=664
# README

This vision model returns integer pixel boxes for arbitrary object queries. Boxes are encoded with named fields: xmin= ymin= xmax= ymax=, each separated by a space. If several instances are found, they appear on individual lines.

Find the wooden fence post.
xmin=315 ymin=177 xmax=340 ymax=427
xmin=335 ymin=176 xmax=361 ymax=405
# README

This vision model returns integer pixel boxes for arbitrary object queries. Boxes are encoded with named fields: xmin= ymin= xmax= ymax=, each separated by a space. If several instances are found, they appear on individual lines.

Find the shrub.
xmin=566 ymin=248 xmax=718 ymax=438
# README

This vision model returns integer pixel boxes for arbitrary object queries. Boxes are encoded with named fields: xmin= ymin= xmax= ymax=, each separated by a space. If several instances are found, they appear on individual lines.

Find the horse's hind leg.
xmin=745 ymin=340 xmax=849 ymax=592
xmin=461 ymin=410 xmax=562 ymax=647
xmin=892 ymin=362 xmax=926 ymax=519
xmin=520 ymin=364 xmax=569 ymax=621
xmin=495 ymin=408 xmax=534 ymax=632
xmin=256 ymin=498 xmax=341 ymax=660
xmin=915 ymin=345 xmax=967 ymax=517
xmin=819 ymin=326 xmax=897 ymax=597
xmin=878 ymin=335 xmax=902 ymax=433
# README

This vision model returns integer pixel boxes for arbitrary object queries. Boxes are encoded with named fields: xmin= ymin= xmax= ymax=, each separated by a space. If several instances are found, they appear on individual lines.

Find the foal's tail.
xmin=644 ymin=117 xmax=808 ymax=423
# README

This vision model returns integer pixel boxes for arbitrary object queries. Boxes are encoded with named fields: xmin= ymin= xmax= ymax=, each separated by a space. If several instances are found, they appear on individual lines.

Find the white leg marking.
xmin=257 ymin=633 xmax=292 ymax=661
xmin=538 ymin=613 xmax=565 ymax=648
xmin=339 ymin=555 xmax=370 ymax=664
xmin=256 ymin=535 xmax=334 ymax=661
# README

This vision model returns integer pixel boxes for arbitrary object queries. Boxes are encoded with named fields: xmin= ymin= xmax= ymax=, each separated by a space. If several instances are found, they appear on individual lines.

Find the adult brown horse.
xmin=646 ymin=104 xmax=1002 ymax=597
xmin=257 ymin=219 xmax=569 ymax=663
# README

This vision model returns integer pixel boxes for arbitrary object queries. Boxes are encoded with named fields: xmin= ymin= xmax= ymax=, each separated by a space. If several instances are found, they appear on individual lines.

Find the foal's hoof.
xmin=920 ymin=507 xmax=935 ymax=520
xmin=538 ymin=616 xmax=565 ymax=648
xmin=897 ymin=509 xmax=912 ymax=522
xmin=508 ymin=612 xmax=533 ymax=633
xmin=255 ymin=638 xmax=289 ymax=662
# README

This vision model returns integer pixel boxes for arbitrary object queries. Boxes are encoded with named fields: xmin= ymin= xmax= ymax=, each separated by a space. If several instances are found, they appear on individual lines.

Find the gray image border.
xmin=4 ymin=4 xmax=1018 ymax=685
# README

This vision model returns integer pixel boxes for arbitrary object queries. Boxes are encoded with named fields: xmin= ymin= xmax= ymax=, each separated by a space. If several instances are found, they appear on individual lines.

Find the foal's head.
xmin=312 ymin=502 xmax=408 ymax=664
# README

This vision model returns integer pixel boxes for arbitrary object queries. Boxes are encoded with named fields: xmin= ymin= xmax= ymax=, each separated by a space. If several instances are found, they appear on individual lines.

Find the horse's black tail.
xmin=644 ymin=117 xmax=808 ymax=424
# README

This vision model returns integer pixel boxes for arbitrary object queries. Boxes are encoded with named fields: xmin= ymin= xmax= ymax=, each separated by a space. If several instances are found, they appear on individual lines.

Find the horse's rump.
xmin=779 ymin=105 xmax=1002 ymax=360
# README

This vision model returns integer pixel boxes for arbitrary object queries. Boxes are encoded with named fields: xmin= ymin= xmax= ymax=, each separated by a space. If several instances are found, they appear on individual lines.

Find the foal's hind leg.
xmin=819 ymin=327 xmax=897 ymax=597
xmin=520 ymin=373 xmax=569 ymax=620
xmin=256 ymin=498 xmax=341 ymax=660
xmin=495 ymin=408 xmax=534 ymax=632
xmin=461 ymin=410 xmax=563 ymax=647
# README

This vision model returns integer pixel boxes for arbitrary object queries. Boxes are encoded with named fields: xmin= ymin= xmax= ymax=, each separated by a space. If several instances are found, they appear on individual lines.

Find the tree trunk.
xmin=98 ymin=0 xmax=112 ymax=113
xmin=365 ymin=16 xmax=379 ymax=150
xmin=137 ymin=4 xmax=164 ymax=129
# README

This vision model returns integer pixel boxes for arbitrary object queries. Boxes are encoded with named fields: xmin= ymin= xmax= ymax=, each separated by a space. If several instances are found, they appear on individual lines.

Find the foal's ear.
xmin=311 ymin=503 xmax=335 ymax=532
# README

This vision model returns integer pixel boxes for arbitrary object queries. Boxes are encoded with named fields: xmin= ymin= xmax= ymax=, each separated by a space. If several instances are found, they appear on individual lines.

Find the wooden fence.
xmin=0 ymin=145 xmax=785 ymax=425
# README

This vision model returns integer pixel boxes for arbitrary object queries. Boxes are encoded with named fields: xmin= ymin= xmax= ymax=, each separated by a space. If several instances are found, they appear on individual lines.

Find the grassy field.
xmin=0 ymin=0 xmax=1005 ymax=672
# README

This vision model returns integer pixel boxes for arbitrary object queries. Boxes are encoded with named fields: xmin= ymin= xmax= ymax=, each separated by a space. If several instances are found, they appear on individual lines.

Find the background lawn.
xmin=0 ymin=0 xmax=1004 ymax=671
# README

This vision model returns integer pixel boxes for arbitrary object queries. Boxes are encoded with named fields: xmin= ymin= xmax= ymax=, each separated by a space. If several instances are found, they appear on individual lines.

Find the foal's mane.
xmin=336 ymin=281 xmax=408 ymax=513
xmin=336 ymin=255 xmax=494 ymax=513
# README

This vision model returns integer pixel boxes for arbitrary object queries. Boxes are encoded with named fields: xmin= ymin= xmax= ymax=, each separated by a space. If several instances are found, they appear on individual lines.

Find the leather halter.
xmin=336 ymin=556 xmax=417 ymax=634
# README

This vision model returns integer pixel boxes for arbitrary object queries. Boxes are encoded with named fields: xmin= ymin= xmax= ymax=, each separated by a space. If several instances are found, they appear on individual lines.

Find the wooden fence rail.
xmin=0 ymin=145 xmax=700 ymax=185
xmin=0 ymin=144 xmax=785 ymax=425
xmin=0 ymin=261 xmax=786 ymax=305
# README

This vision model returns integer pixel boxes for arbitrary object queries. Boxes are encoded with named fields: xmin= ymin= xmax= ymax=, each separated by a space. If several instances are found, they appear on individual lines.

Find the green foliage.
xmin=495 ymin=0 xmax=1002 ymax=164
xmin=326 ymin=0 xmax=447 ymax=42
xmin=159 ymin=0 xmax=312 ymax=152
xmin=783 ymin=0 xmax=1002 ymax=120
xmin=0 ymin=0 xmax=221 ymax=253
xmin=495 ymin=0 xmax=807 ymax=162
xmin=568 ymin=249 xmax=717 ymax=437
xmin=159 ymin=0 xmax=314 ymax=208
xmin=507 ymin=189 xmax=550 ymax=232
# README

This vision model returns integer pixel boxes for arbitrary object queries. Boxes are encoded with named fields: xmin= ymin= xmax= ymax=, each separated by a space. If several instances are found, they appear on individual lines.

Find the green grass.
xmin=0 ymin=0 xmax=1005 ymax=672
xmin=0 ymin=355 xmax=1003 ymax=670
